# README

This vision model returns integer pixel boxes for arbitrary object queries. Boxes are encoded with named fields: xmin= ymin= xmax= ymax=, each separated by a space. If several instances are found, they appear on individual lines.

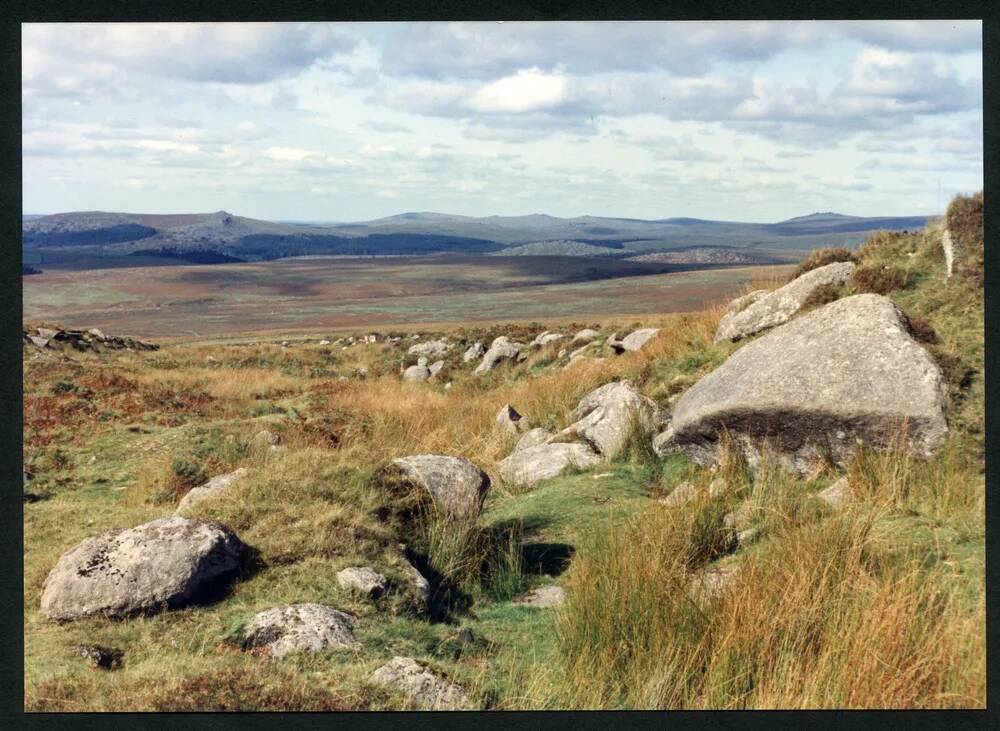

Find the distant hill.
xmin=22 ymin=208 xmax=934 ymax=270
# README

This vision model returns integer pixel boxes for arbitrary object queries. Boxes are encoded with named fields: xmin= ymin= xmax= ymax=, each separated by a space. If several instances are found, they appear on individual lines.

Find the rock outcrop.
xmin=41 ymin=516 xmax=244 ymax=621
xmin=242 ymin=604 xmax=358 ymax=659
xmin=389 ymin=455 xmax=490 ymax=517
xmin=176 ymin=468 xmax=248 ymax=514
xmin=473 ymin=336 xmax=520 ymax=375
xmin=22 ymin=325 xmax=158 ymax=353
xmin=560 ymin=380 xmax=664 ymax=458
xmin=498 ymin=442 xmax=602 ymax=488
xmin=714 ymin=262 xmax=855 ymax=343
xmin=656 ymin=294 xmax=948 ymax=473
xmin=514 ymin=585 xmax=565 ymax=608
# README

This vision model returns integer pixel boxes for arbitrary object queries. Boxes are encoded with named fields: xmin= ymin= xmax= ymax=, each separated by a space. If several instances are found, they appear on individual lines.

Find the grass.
xmin=22 ymin=195 xmax=984 ymax=710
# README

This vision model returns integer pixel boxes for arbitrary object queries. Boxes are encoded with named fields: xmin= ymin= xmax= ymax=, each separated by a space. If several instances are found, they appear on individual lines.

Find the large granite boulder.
xmin=241 ymin=603 xmax=358 ymax=659
xmin=560 ymin=380 xmax=664 ymax=458
xmin=41 ymin=516 xmax=244 ymax=621
xmin=498 ymin=442 xmax=602 ymax=488
xmin=176 ymin=468 xmax=248 ymax=514
xmin=571 ymin=328 xmax=600 ymax=345
xmin=389 ymin=455 xmax=490 ymax=517
xmin=656 ymin=294 xmax=948 ymax=473
xmin=370 ymin=656 xmax=470 ymax=710
xmin=714 ymin=262 xmax=855 ymax=343
xmin=473 ymin=336 xmax=520 ymax=375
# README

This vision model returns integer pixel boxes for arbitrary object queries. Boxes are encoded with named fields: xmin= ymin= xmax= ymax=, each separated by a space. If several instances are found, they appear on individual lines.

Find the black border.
xmin=3 ymin=2 xmax=996 ymax=729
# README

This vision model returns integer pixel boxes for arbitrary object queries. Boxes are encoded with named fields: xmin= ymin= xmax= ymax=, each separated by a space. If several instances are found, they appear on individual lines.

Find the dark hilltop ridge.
xmin=22 ymin=208 xmax=933 ymax=271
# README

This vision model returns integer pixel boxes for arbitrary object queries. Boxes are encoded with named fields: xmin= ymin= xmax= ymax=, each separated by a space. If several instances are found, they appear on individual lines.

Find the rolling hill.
xmin=22 ymin=209 xmax=935 ymax=270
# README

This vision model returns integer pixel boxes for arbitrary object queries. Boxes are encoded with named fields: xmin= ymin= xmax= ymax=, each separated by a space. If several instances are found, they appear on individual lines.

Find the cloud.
xmin=23 ymin=23 xmax=356 ymax=89
xmin=380 ymin=21 xmax=828 ymax=79
xmin=836 ymin=20 xmax=981 ymax=53
xmin=469 ymin=68 xmax=568 ymax=113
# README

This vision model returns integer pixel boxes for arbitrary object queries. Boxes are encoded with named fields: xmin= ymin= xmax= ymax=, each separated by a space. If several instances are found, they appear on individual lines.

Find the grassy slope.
xmin=22 ymin=204 xmax=983 ymax=710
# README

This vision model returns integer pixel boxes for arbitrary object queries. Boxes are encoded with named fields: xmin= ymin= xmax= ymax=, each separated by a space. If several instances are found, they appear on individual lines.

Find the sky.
xmin=22 ymin=21 xmax=983 ymax=222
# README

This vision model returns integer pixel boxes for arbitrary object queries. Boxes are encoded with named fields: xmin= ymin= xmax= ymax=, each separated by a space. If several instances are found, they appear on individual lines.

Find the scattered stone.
xmin=463 ymin=342 xmax=486 ymax=362
xmin=689 ymin=565 xmax=741 ymax=607
xmin=40 ymin=516 xmax=244 ymax=621
xmin=242 ymin=604 xmax=358 ymax=659
xmin=658 ymin=478 xmax=726 ymax=507
xmin=428 ymin=360 xmax=444 ymax=377
xmin=318 ymin=339 xmax=331 ymax=345
xmin=557 ymin=348 xmax=567 ymax=358
xmin=496 ymin=404 xmax=530 ymax=436
xmin=560 ymin=380 xmax=664 ymax=458
xmin=656 ymin=294 xmax=948 ymax=473
xmin=248 ymin=429 xmax=280 ymax=455
xmin=616 ymin=328 xmax=660 ymax=353
xmin=498 ymin=442 xmax=602 ymax=488
xmin=818 ymin=476 xmax=851 ymax=511
xmin=443 ymin=382 xmax=452 ymax=390
xmin=403 ymin=364 xmax=431 ymax=382
xmin=714 ymin=261 xmax=855 ymax=343
xmin=530 ymin=331 xmax=564 ymax=348
xmin=390 ymin=455 xmax=491 ymax=517
xmin=417 ymin=356 xmax=429 ymax=367
xmin=337 ymin=567 xmax=389 ymax=599
xmin=281 ymin=340 xmax=291 ymax=348
xmin=405 ymin=558 xmax=431 ymax=610
xmin=408 ymin=339 xmax=449 ymax=357
xmin=370 ymin=656 xmax=470 ymax=710
xmin=514 ymin=427 xmax=553 ymax=453
xmin=571 ymin=328 xmax=600 ymax=344
xmin=514 ymin=585 xmax=565 ymax=608
xmin=74 ymin=644 xmax=123 ymax=670
xmin=176 ymin=468 xmax=248 ymax=514
xmin=473 ymin=336 xmax=520 ymax=375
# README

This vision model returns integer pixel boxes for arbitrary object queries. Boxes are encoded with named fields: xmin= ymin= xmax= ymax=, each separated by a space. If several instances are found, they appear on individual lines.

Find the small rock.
xmin=370 ymin=656 xmax=470 ymax=710
xmin=176 ymin=468 xmax=248 ymax=514
xmin=463 ymin=342 xmax=486 ymax=362
xmin=318 ymin=339 xmax=331 ymax=345
xmin=514 ymin=585 xmax=565 ymax=608
xmin=496 ymin=404 xmax=530 ymax=436
xmin=609 ymin=328 xmax=659 ymax=353
xmin=498 ymin=442 xmax=602 ymax=488
xmin=337 ymin=567 xmax=389 ymax=599
xmin=689 ymin=565 xmax=740 ymax=607
xmin=74 ymin=644 xmax=123 ymax=670
xmin=417 ymin=356 xmax=429 ymax=367
xmin=818 ymin=476 xmax=851 ymax=511
xmin=248 ymin=429 xmax=280 ymax=455
xmin=242 ymin=604 xmax=358 ymax=659
xmin=389 ymin=455 xmax=491 ymax=517
xmin=571 ymin=328 xmax=600 ymax=344
xmin=428 ymin=360 xmax=444 ymax=377
xmin=403 ymin=364 xmax=431 ymax=382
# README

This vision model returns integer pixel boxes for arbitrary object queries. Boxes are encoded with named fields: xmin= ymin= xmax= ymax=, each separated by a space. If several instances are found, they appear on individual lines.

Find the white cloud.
xmin=470 ymin=69 xmax=568 ymax=113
